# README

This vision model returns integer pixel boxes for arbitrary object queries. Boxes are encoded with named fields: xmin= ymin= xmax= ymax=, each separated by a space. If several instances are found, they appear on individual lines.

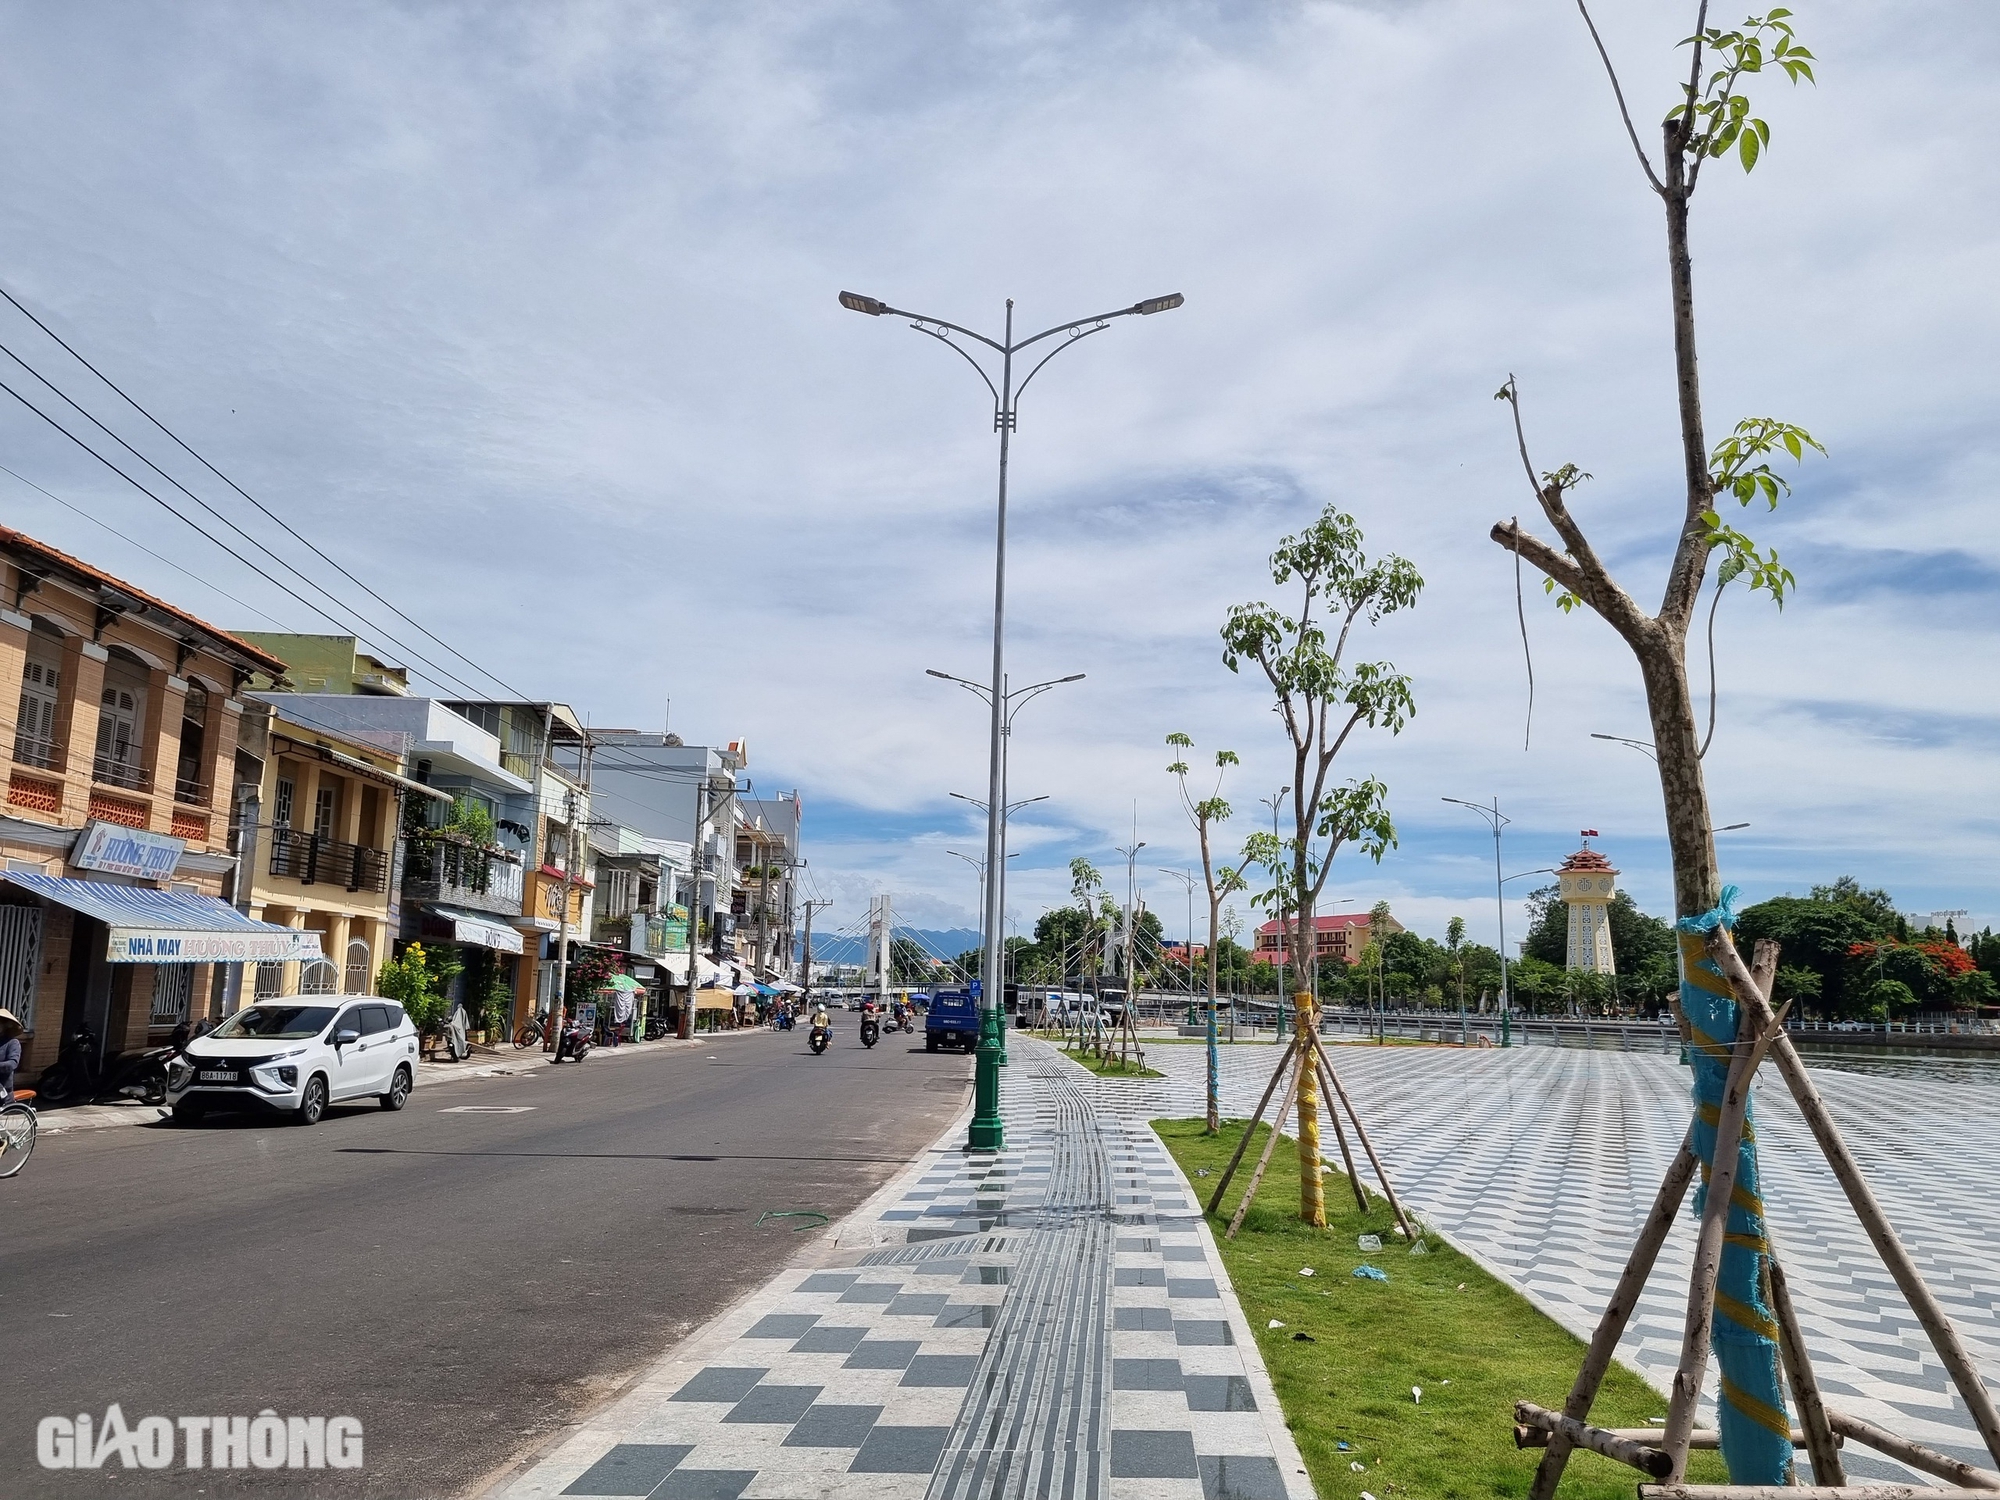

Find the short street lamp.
xmin=848 ymin=285 xmax=1181 ymax=1152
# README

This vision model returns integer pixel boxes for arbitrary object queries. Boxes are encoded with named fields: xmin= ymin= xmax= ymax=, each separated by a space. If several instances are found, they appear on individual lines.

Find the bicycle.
xmin=0 ymin=1090 xmax=37 ymax=1179
xmin=513 ymin=1013 xmax=548 ymax=1050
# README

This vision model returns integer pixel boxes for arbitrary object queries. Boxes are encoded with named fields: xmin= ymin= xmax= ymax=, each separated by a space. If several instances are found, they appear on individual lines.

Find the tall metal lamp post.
xmin=1259 ymin=787 xmax=1290 ymax=1041
xmin=936 ymin=668 xmax=1080 ymax=1000
xmin=1443 ymin=796 xmax=1518 ymax=1042
xmin=841 ymin=287 xmax=1181 ymax=1155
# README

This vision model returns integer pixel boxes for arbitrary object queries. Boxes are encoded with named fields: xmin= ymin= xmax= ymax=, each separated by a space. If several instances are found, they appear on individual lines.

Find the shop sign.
xmin=106 ymin=927 xmax=323 ymax=964
xmin=72 ymin=822 xmax=185 ymax=881
xmin=647 ymin=905 xmax=690 ymax=954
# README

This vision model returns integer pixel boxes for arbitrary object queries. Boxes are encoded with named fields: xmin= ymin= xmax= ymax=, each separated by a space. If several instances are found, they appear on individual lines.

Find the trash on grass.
xmin=1353 ymin=1264 xmax=1389 ymax=1282
xmin=1350 ymin=1461 xmax=1366 ymax=1471
xmin=1408 ymin=1239 xmax=1429 ymax=1257
xmin=1336 ymin=1441 xmax=1352 ymax=1451
xmin=1357 ymin=1233 xmax=1383 ymax=1252
xmin=1391 ymin=1224 xmax=1408 ymax=1238
xmin=1361 ymin=1491 xmax=1378 ymax=1500
xmin=1196 ymin=1168 xmax=1210 ymax=1177
xmin=1456 ymin=1282 xmax=1466 ymax=1291
xmin=1291 ymin=1331 xmax=1316 ymax=1342
xmin=1267 ymin=1319 xmax=1286 ymax=1329
xmin=1411 ymin=1385 xmax=1422 ymax=1404
xmin=1299 ymin=1266 xmax=1315 ymax=1277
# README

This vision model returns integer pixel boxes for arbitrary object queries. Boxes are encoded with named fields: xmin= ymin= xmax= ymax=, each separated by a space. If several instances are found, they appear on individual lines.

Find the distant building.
xmin=238 ymin=633 xmax=409 ymax=696
xmin=1253 ymin=911 xmax=1402 ymax=967
xmin=1557 ymin=838 xmax=1619 ymax=973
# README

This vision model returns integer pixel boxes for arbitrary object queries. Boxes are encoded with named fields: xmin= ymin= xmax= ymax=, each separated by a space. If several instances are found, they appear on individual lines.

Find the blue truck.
xmin=924 ymin=988 xmax=979 ymax=1053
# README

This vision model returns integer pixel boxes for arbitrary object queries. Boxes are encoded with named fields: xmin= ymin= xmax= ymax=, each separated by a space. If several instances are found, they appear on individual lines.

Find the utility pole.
xmin=678 ymin=781 xmax=706 ymax=1040
xmin=800 ymin=898 xmax=834 ymax=1007
xmin=546 ymin=785 xmax=578 ymax=1053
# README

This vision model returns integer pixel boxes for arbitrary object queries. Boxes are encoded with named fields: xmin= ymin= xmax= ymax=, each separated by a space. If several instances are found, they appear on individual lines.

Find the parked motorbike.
xmin=551 ymin=1013 xmax=593 ymax=1064
xmin=807 ymin=1023 xmax=830 ymax=1056
xmin=858 ymin=1013 xmax=879 ymax=1049
xmin=35 ymin=1026 xmax=174 ymax=1106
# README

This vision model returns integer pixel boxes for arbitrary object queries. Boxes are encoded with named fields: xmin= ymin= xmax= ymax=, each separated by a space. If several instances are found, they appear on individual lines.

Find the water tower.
xmin=1557 ymin=831 xmax=1618 ymax=974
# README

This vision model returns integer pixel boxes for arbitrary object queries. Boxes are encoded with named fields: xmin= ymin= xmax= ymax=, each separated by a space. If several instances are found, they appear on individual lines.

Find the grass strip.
xmin=1054 ymin=1047 xmax=1163 ymax=1079
xmin=1154 ymin=1116 xmax=1728 ymax=1498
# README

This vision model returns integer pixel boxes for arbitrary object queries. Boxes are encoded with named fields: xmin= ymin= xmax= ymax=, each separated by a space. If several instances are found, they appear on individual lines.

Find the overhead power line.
xmin=0 ymin=280 xmax=535 ymax=702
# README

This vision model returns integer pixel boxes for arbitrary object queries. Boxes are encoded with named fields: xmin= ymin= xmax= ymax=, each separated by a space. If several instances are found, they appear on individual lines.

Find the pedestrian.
xmin=0 ymin=1008 xmax=22 ymax=1102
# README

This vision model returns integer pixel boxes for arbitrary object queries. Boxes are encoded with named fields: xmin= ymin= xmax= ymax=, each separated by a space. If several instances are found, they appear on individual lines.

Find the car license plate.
xmin=199 ymin=1070 xmax=237 ymax=1083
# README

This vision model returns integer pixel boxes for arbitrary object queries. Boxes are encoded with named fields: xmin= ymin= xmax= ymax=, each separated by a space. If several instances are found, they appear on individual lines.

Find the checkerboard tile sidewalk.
xmin=488 ymin=1039 xmax=1311 ymax=1500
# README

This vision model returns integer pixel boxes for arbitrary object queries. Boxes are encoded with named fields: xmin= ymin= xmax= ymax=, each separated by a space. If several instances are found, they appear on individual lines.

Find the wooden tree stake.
xmin=1767 ymin=1251 xmax=1844 ymax=1486
xmin=1227 ymin=1054 xmax=1303 ymax=1241
xmin=1205 ymin=1036 xmax=1298 ymax=1216
xmin=1527 ymin=1139 xmax=1699 ymax=1500
xmin=1308 ymin=1033 xmax=1414 ymax=1241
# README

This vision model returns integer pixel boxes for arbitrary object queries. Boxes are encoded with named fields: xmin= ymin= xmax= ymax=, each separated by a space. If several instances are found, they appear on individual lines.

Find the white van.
xmin=166 ymin=998 xmax=419 ymax=1126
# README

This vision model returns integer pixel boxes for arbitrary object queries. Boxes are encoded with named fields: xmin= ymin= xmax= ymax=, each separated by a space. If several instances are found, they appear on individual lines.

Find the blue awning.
xmin=0 ymin=872 xmax=322 ymax=964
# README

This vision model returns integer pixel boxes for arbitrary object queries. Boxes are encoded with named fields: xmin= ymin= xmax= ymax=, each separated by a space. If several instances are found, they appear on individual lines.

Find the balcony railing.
xmin=268 ymin=828 xmax=390 ymax=893
xmin=12 ymin=731 xmax=62 ymax=772
xmin=92 ymin=754 xmax=150 ymax=792
xmin=402 ymin=835 xmax=524 ymax=916
xmin=174 ymin=775 xmax=210 ymax=807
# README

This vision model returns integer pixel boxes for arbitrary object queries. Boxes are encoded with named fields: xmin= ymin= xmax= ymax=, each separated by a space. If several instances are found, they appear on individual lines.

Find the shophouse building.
xmin=234 ymin=696 xmax=447 ymax=1003
xmin=0 ymin=527 xmax=313 ymax=1076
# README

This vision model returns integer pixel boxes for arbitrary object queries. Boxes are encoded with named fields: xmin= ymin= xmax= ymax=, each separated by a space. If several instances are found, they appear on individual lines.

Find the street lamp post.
xmin=1443 ymin=796 xmax=1516 ymax=1043
xmin=933 ymin=669 xmax=1082 ymax=1007
xmin=849 ymin=287 xmax=1182 ymax=1152
xmin=1259 ymin=788 xmax=1290 ymax=1041
xmin=1157 ymin=868 xmax=1198 ymax=1013
xmin=1116 ymin=840 xmax=1147 ymax=1022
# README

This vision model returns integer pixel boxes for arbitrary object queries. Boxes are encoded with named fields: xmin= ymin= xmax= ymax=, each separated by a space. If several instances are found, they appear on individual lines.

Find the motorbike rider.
xmin=811 ymin=1003 xmax=830 ymax=1032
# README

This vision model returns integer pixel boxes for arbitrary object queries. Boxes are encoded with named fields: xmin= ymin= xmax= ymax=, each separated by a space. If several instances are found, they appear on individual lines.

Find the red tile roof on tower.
xmin=1560 ymin=845 xmax=1615 ymax=872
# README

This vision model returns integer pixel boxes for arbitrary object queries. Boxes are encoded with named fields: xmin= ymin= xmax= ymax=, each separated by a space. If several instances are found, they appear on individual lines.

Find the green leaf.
xmin=1739 ymin=127 xmax=1760 ymax=171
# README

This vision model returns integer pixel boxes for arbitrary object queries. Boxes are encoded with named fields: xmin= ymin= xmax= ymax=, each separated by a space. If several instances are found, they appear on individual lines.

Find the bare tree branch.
xmin=1577 ymin=1 xmax=1665 ymax=195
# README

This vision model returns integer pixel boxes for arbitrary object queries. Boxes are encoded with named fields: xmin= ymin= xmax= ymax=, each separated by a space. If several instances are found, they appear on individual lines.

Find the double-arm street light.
xmin=948 ymin=788 xmax=1044 ymax=1003
xmin=933 ymin=669 xmax=1083 ymax=1046
xmin=846 ymin=287 xmax=1183 ymax=1152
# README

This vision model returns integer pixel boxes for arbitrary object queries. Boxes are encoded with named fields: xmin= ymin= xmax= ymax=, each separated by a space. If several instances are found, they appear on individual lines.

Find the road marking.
xmin=437 ymin=1105 xmax=537 ymax=1114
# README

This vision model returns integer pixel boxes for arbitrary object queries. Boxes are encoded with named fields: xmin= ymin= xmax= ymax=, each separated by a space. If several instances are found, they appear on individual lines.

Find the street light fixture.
xmin=930 ymin=669 xmax=1084 ymax=1071
xmin=1443 ymin=796 xmax=1517 ymax=1034
xmin=1590 ymin=732 xmax=1658 ymax=762
xmin=1116 ymin=841 xmax=1147 ymax=1016
xmin=848 ymin=284 xmax=1182 ymax=1153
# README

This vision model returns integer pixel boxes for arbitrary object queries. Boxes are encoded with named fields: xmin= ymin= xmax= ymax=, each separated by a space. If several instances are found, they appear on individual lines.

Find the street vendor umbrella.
xmin=599 ymin=974 xmax=644 ymax=992
xmin=732 ymin=984 xmax=758 ymax=996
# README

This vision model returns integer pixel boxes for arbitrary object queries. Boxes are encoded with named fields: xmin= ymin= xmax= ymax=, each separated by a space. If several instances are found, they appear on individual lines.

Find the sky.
xmin=0 ymin=1 xmax=1993 ymax=956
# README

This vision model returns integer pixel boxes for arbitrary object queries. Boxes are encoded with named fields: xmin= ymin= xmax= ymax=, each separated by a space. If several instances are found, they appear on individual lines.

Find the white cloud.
xmin=0 ymin=1 xmax=1993 ymax=946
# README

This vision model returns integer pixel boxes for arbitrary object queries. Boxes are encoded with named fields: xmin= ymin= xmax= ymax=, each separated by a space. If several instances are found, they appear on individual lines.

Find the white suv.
xmin=166 ymin=998 xmax=419 ymax=1126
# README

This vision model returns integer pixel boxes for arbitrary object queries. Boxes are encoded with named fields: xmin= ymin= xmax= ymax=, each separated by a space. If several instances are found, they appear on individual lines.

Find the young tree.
xmin=1222 ymin=504 xmax=1420 ymax=1013
xmin=1492 ymin=9 xmax=1821 ymax=920
xmin=1495 ymin=10 xmax=1826 ymax=1487
xmin=1167 ymin=732 xmax=1249 ymax=1131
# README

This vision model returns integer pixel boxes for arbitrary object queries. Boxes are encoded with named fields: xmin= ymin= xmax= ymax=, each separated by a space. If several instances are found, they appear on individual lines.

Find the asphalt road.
xmin=0 ymin=1026 xmax=974 ymax=1500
